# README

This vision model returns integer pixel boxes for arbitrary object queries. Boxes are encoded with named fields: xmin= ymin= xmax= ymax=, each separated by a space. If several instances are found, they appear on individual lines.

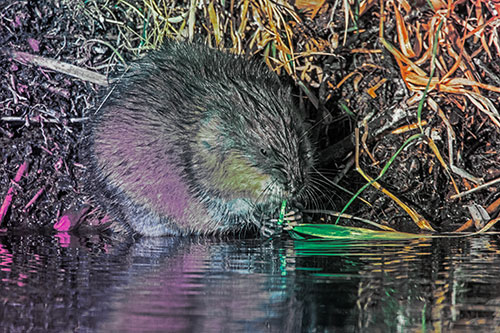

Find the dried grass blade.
xmin=427 ymin=137 xmax=460 ymax=194
xmin=208 ymin=2 xmax=221 ymax=46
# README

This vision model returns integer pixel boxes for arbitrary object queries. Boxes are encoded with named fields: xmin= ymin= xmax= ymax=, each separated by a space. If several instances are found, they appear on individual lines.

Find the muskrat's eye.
xmin=260 ymin=148 xmax=268 ymax=157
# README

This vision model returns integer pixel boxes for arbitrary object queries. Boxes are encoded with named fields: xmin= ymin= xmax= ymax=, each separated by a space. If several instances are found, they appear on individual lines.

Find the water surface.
xmin=1 ymin=232 xmax=500 ymax=332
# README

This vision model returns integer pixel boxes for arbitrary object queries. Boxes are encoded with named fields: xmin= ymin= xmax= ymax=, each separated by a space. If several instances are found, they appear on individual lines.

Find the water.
xmin=1 ymin=232 xmax=500 ymax=332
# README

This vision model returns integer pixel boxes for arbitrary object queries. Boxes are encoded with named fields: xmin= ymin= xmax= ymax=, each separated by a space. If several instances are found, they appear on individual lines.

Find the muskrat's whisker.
xmin=307 ymin=177 xmax=338 ymax=210
xmin=308 ymin=176 xmax=331 ymax=192
xmin=305 ymin=185 xmax=322 ymax=212
xmin=310 ymin=166 xmax=350 ymax=194
xmin=311 ymin=166 xmax=338 ymax=183
xmin=308 ymin=185 xmax=321 ymax=208
xmin=252 ymin=180 xmax=278 ymax=226
xmin=309 ymin=177 xmax=338 ymax=196
xmin=256 ymin=180 xmax=275 ymax=205
xmin=311 ymin=169 xmax=341 ymax=176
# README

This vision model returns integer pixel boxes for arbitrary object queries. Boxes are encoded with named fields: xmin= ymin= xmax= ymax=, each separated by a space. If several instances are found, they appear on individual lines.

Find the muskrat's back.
xmin=84 ymin=42 xmax=314 ymax=237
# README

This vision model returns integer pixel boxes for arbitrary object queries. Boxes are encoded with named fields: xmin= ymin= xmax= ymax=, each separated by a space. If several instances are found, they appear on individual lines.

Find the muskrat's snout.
xmin=279 ymin=161 xmax=311 ymax=201
xmin=284 ymin=175 xmax=302 ymax=197
xmin=271 ymin=167 xmax=299 ymax=197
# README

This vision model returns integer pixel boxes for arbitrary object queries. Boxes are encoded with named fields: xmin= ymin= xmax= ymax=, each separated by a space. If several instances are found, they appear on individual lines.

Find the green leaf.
xmin=288 ymin=224 xmax=433 ymax=241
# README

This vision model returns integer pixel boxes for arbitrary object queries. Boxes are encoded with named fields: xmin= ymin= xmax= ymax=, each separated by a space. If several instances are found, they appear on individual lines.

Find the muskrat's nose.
xmin=286 ymin=171 xmax=303 ymax=196
xmin=284 ymin=180 xmax=300 ymax=198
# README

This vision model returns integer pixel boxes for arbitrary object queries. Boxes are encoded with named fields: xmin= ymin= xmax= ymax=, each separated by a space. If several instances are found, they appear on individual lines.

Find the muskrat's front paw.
xmin=259 ymin=219 xmax=283 ymax=238
xmin=272 ymin=208 xmax=303 ymax=229
xmin=260 ymin=208 xmax=303 ymax=237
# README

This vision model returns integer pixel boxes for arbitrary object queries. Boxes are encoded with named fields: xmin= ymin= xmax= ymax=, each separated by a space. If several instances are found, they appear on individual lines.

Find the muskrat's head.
xmin=190 ymin=70 xmax=314 ymax=214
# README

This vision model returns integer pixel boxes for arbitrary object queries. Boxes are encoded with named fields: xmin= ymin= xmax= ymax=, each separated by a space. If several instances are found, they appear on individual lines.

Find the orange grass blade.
xmin=366 ymin=78 xmax=387 ymax=98
xmin=393 ymin=1 xmax=416 ymax=58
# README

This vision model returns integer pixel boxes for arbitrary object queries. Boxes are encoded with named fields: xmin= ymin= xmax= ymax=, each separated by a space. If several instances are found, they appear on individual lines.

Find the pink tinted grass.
xmin=53 ymin=215 xmax=71 ymax=231
xmin=0 ymin=161 xmax=28 ymax=226
xmin=23 ymin=186 xmax=45 ymax=212
xmin=27 ymin=38 xmax=40 ymax=52
xmin=54 ymin=205 xmax=91 ymax=231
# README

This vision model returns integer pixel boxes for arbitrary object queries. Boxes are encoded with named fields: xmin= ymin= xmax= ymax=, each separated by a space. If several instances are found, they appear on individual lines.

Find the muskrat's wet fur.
xmin=84 ymin=42 xmax=314 ymax=237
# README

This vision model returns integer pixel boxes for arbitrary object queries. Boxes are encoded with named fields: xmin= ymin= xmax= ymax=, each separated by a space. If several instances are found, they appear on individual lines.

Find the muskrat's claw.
xmin=269 ymin=208 xmax=303 ymax=224
xmin=283 ymin=209 xmax=303 ymax=222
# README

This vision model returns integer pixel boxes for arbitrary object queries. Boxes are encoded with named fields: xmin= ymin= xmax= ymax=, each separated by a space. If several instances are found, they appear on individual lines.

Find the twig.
xmin=1 ymin=116 xmax=89 ymax=123
xmin=451 ymin=177 xmax=500 ymax=199
xmin=5 ymin=49 xmax=108 ymax=86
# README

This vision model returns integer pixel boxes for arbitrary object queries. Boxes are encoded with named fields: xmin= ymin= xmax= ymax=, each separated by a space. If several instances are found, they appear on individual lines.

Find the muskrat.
xmin=84 ymin=42 xmax=314 ymax=237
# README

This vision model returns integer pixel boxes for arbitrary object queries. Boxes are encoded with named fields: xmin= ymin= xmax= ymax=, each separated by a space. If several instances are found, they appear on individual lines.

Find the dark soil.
xmin=1 ymin=0 xmax=499 ymax=236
